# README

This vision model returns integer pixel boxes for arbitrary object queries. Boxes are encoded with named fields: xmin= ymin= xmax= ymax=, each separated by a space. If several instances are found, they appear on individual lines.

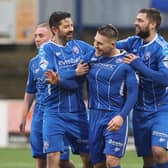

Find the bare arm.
xmin=19 ymin=93 xmax=35 ymax=134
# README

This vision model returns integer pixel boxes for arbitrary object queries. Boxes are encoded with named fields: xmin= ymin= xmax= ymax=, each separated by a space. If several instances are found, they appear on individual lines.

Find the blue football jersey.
xmin=26 ymin=55 xmax=47 ymax=105
xmin=38 ymin=40 xmax=94 ymax=114
xmin=87 ymin=50 xmax=138 ymax=118
xmin=117 ymin=34 xmax=168 ymax=114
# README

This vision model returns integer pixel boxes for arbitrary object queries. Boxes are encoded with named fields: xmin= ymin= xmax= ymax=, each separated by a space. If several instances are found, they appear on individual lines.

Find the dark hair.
xmin=138 ymin=8 xmax=161 ymax=29
xmin=49 ymin=11 xmax=71 ymax=28
xmin=97 ymin=24 xmax=119 ymax=41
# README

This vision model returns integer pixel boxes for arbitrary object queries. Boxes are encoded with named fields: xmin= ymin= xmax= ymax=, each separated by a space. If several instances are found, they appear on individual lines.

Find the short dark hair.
xmin=138 ymin=8 xmax=161 ymax=29
xmin=97 ymin=24 xmax=119 ymax=41
xmin=49 ymin=11 xmax=71 ymax=28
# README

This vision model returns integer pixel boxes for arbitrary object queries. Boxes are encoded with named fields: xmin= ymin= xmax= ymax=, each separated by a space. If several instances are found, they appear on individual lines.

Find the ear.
xmin=111 ymin=42 xmax=115 ymax=48
xmin=51 ymin=26 xmax=58 ymax=35
xmin=150 ymin=22 xmax=157 ymax=30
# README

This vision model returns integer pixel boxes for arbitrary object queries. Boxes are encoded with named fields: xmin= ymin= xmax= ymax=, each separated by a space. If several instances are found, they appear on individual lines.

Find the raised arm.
xmin=124 ymin=53 xmax=168 ymax=86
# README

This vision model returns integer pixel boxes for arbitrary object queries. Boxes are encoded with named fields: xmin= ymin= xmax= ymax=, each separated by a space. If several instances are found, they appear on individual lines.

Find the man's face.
xmin=56 ymin=17 xmax=74 ymax=43
xmin=93 ymin=32 xmax=113 ymax=56
xmin=134 ymin=13 xmax=151 ymax=39
xmin=34 ymin=27 xmax=52 ymax=48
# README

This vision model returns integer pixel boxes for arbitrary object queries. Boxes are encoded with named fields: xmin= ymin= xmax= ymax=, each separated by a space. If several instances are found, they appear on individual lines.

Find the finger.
xmin=45 ymin=71 xmax=51 ymax=77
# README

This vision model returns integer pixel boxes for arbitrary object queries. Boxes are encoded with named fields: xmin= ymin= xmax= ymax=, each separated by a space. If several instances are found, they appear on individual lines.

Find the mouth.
xmin=135 ymin=27 xmax=140 ymax=34
xmin=35 ymin=43 xmax=40 ymax=47
xmin=67 ymin=31 xmax=73 ymax=36
xmin=95 ymin=50 xmax=102 ymax=56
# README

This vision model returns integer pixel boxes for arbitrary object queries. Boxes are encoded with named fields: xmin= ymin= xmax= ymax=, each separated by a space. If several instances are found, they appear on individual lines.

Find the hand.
xmin=19 ymin=119 xmax=26 ymax=134
xmin=76 ymin=62 xmax=89 ymax=76
xmin=123 ymin=54 xmax=138 ymax=64
xmin=107 ymin=115 xmax=124 ymax=131
xmin=45 ymin=70 xmax=60 ymax=84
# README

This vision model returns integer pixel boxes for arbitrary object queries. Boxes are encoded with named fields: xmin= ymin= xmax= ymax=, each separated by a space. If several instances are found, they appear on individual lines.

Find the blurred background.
xmin=0 ymin=0 xmax=168 ymax=147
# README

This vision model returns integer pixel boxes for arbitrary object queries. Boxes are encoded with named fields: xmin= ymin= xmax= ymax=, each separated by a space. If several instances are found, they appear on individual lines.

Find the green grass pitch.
xmin=0 ymin=147 xmax=142 ymax=168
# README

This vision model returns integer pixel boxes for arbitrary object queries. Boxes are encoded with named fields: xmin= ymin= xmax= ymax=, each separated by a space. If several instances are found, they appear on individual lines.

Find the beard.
xmin=137 ymin=30 xmax=150 ymax=39
xmin=58 ymin=31 xmax=74 ymax=45
xmin=136 ymin=26 xmax=150 ymax=39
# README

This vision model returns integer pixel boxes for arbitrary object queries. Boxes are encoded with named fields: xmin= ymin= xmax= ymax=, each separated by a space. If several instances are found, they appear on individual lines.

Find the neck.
xmin=110 ymin=48 xmax=120 ymax=56
xmin=144 ymin=31 xmax=157 ymax=43
xmin=52 ymin=36 xmax=66 ymax=46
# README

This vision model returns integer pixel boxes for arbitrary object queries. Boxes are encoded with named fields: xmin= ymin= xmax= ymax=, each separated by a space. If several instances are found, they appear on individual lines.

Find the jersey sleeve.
xmin=25 ymin=61 xmax=37 ymax=94
xmin=130 ymin=47 xmax=168 ymax=86
xmin=77 ymin=40 xmax=94 ymax=54
xmin=119 ymin=66 xmax=138 ymax=119
xmin=116 ymin=36 xmax=138 ymax=53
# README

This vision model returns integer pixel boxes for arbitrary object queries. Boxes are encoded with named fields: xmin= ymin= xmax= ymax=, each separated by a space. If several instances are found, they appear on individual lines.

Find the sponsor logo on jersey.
xmin=58 ymin=57 xmax=80 ymax=66
xmin=93 ymin=63 xmax=117 ymax=70
xmin=108 ymin=139 xmax=123 ymax=147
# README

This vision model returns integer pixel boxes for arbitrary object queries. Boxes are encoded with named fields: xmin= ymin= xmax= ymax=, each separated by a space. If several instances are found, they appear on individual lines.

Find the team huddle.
xmin=19 ymin=8 xmax=168 ymax=168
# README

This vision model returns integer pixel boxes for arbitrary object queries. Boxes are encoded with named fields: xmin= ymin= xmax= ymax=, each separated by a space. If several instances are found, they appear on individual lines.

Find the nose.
xmin=35 ymin=36 xmax=40 ymax=43
xmin=134 ymin=19 xmax=139 ymax=26
xmin=93 ymin=41 xmax=98 ymax=48
xmin=69 ymin=25 xmax=74 ymax=32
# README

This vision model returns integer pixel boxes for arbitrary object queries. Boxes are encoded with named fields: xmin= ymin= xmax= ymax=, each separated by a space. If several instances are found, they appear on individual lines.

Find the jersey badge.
xmin=144 ymin=52 xmax=151 ymax=60
xmin=116 ymin=58 xmax=123 ymax=63
xmin=73 ymin=46 xmax=80 ymax=54
xmin=39 ymin=59 xmax=48 ymax=70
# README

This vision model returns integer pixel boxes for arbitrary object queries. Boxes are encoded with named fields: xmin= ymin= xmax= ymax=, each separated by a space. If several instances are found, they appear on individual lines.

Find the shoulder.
xmin=119 ymin=53 xmax=135 ymax=72
xmin=38 ymin=41 xmax=57 ymax=57
xmin=154 ymin=35 xmax=168 ymax=56
xmin=118 ymin=35 xmax=140 ymax=43
xmin=29 ymin=54 xmax=39 ymax=65
xmin=155 ymin=35 xmax=168 ymax=48
xmin=71 ymin=39 xmax=93 ymax=48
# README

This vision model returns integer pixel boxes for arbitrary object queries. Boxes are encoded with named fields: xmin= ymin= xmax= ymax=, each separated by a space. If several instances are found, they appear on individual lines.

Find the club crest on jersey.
xmin=132 ymin=49 xmax=137 ymax=54
xmin=116 ymin=58 xmax=123 ymax=63
xmin=73 ymin=46 xmax=80 ymax=54
xmin=144 ymin=52 xmax=151 ymax=60
xmin=39 ymin=59 xmax=48 ymax=70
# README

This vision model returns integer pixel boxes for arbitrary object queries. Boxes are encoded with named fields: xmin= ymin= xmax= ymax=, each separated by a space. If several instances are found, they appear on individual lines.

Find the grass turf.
xmin=0 ymin=147 xmax=142 ymax=168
